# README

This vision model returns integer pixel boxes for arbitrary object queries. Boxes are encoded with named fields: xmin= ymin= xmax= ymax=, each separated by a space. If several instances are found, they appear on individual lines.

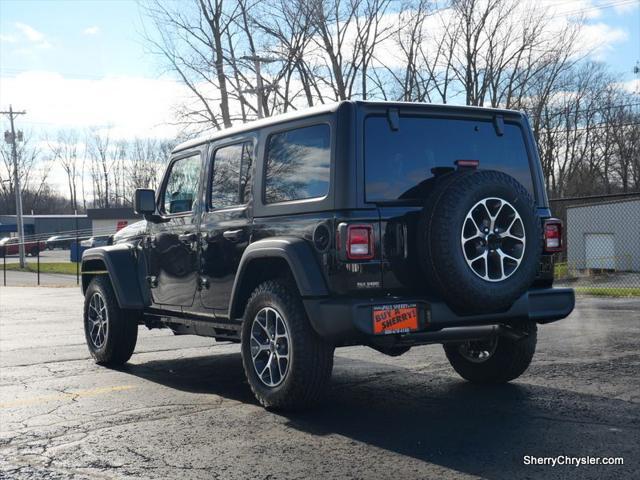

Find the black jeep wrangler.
xmin=81 ymin=101 xmax=574 ymax=410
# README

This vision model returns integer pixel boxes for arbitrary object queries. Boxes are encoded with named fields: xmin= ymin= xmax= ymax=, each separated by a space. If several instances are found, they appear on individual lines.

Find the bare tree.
xmin=87 ymin=129 xmax=112 ymax=208
xmin=0 ymin=131 xmax=55 ymax=214
xmin=128 ymin=138 xmax=171 ymax=193
xmin=142 ymin=0 xmax=238 ymax=132
xmin=48 ymin=130 xmax=81 ymax=211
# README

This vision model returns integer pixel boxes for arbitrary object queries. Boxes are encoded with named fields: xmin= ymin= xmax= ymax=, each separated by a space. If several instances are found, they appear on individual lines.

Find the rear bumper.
xmin=303 ymin=287 xmax=575 ymax=345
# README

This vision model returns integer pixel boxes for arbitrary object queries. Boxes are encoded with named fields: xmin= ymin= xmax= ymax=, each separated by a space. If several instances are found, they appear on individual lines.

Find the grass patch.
xmin=554 ymin=261 xmax=568 ymax=279
xmin=3 ymin=262 xmax=78 ymax=275
xmin=574 ymin=287 xmax=640 ymax=297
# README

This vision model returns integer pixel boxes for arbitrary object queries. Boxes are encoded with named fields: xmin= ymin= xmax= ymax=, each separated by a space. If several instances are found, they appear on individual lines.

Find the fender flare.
xmin=228 ymin=237 xmax=328 ymax=319
xmin=81 ymin=244 xmax=146 ymax=310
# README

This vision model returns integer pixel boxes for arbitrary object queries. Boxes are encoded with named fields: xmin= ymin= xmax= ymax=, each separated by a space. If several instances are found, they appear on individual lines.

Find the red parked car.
xmin=0 ymin=237 xmax=45 ymax=257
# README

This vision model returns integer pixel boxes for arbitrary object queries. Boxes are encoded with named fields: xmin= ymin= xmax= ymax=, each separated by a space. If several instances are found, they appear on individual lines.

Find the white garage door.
xmin=585 ymin=233 xmax=615 ymax=270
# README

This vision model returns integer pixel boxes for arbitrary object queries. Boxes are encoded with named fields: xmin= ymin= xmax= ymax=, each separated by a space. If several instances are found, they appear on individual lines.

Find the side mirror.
xmin=134 ymin=189 xmax=156 ymax=215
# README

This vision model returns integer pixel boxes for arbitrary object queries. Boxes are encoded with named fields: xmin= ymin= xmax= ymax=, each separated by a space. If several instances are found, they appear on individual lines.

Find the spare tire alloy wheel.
xmin=461 ymin=197 xmax=525 ymax=282
xmin=87 ymin=291 xmax=108 ymax=349
xmin=250 ymin=307 xmax=290 ymax=387
xmin=417 ymin=170 xmax=541 ymax=315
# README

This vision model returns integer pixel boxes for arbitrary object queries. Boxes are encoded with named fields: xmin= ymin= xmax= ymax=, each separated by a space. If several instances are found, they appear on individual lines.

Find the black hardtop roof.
xmin=172 ymin=100 xmax=525 ymax=153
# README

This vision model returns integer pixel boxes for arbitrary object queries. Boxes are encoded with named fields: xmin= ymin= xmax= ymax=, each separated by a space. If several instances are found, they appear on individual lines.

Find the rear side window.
xmin=365 ymin=116 xmax=534 ymax=202
xmin=264 ymin=124 xmax=330 ymax=203
xmin=210 ymin=142 xmax=254 ymax=208
xmin=163 ymin=153 xmax=202 ymax=214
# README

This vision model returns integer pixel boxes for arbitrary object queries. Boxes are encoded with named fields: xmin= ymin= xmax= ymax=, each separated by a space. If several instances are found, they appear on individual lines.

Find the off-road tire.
xmin=241 ymin=280 xmax=334 ymax=411
xmin=418 ymin=170 xmax=542 ymax=314
xmin=83 ymin=276 xmax=138 ymax=366
xmin=444 ymin=320 xmax=537 ymax=383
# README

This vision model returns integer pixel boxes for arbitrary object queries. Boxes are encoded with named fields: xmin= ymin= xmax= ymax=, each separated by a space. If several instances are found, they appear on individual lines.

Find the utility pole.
xmin=2 ymin=105 xmax=27 ymax=268
xmin=240 ymin=56 xmax=279 ymax=119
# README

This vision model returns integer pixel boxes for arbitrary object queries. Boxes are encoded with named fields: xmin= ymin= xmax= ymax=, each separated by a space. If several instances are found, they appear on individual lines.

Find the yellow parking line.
xmin=0 ymin=385 xmax=135 ymax=408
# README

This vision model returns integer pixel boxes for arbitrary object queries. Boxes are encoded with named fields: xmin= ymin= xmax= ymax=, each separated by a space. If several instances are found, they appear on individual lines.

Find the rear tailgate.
xmin=362 ymin=112 xmax=542 ymax=292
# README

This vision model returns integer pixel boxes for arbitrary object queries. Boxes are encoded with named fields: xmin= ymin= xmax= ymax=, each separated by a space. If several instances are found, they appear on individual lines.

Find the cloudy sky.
xmin=0 ymin=0 xmax=638 ymax=141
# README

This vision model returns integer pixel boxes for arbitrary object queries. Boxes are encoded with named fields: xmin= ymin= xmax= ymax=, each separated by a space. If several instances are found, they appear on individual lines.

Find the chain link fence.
xmin=550 ymin=193 xmax=640 ymax=297
xmin=0 ymin=224 xmax=126 ymax=287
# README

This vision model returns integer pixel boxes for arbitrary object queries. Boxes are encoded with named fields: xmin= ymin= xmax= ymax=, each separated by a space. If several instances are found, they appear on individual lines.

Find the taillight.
xmin=544 ymin=219 xmax=563 ymax=253
xmin=347 ymin=224 xmax=374 ymax=260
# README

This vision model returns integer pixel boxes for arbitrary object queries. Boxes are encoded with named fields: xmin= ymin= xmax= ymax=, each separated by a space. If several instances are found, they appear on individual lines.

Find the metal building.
xmin=0 ymin=214 xmax=90 ymax=238
xmin=86 ymin=208 xmax=142 ymax=236
xmin=566 ymin=198 xmax=640 ymax=272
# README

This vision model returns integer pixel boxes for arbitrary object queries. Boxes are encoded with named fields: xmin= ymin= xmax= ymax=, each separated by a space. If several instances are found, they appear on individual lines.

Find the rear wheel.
xmin=241 ymin=280 xmax=334 ymax=410
xmin=83 ymin=277 xmax=138 ymax=366
xmin=29 ymin=246 xmax=39 ymax=257
xmin=443 ymin=320 xmax=537 ymax=383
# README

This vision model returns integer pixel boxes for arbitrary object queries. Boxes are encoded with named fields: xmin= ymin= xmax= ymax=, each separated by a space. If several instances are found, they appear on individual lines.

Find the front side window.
xmin=264 ymin=124 xmax=330 ymax=204
xmin=210 ymin=142 xmax=254 ymax=208
xmin=162 ymin=153 xmax=202 ymax=214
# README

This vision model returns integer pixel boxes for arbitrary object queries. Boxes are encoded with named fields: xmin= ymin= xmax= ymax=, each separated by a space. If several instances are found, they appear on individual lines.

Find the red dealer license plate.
xmin=372 ymin=304 xmax=419 ymax=335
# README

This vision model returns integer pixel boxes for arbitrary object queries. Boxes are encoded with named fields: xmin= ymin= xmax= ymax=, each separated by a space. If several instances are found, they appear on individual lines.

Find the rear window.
xmin=264 ymin=124 xmax=330 ymax=204
xmin=365 ymin=116 xmax=534 ymax=202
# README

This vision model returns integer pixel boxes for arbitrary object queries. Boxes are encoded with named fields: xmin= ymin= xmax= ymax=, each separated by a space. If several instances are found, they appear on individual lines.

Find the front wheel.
xmin=83 ymin=277 xmax=139 ymax=366
xmin=444 ymin=320 xmax=537 ymax=383
xmin=241 ymin=280 xmax=334 ymax=411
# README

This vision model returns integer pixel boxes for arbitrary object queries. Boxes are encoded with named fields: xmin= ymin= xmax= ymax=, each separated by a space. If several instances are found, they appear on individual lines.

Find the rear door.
xmin=363 ymin=112 xmax=537 ymax=292
xmin=199 ymin=137 xmax=255 ymax=316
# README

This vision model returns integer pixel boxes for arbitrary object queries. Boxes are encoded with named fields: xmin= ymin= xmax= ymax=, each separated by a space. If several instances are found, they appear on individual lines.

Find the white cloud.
xmin=620 ymin=79 xmax=639 ymax=94
xmin=15 ymin=22 xmax=45 ymax=42
xmin=83 ymin=26 xmax=100 ymax=36
xmin=0 ymin=34 xmax=17 ymax=43
xmin=11 ymin=22 xmax=52 ymax=50
xmin=0 ymin=71 xmax=193 ymax=195
xmin=578 ymin=23 xmax=628 ymax=60
xmin=0 ymin=71 xmax=188 ymax=140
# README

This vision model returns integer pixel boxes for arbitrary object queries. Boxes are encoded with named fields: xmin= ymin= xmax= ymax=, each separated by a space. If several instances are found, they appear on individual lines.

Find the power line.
xmin=553 ymin=0 xmax=638 ymax=18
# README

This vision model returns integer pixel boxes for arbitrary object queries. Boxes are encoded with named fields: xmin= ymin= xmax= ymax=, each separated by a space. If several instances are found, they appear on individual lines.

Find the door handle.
xmin=178 ymin=232 xmax=198 ymax=243
xmin=223 ymin=229 xmax=244 ymax=242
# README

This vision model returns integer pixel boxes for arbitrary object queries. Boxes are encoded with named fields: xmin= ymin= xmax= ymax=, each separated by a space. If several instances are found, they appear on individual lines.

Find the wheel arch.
xmin=81 ymin=244 xmax=146 ymax=310
xmin=228 ymin=237 xmax=329 ymax=321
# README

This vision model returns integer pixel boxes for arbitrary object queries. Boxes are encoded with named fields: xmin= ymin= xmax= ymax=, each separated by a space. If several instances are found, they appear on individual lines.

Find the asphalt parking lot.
xmin=0 ymin=286 xmax=638 ymax=480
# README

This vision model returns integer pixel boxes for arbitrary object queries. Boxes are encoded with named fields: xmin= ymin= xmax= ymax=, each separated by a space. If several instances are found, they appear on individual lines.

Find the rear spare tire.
xmin=417 ymin=170 xmax=541 ymax=314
